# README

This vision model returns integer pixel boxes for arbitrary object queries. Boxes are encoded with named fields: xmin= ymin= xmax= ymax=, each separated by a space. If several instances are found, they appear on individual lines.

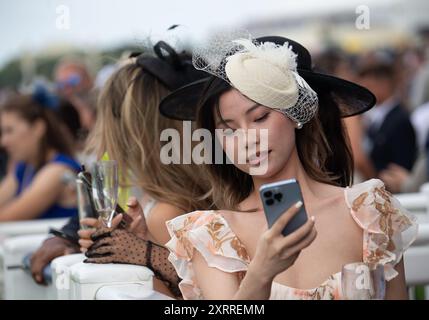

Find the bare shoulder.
xmin=146 ymin=202 xmax=184 ymax=225
xmin=34 ymin=162 xmax=72 ymax=179
xmin=312 ymin=183 xmax=363 ymax=258
xmin=319 ymin=184 xmax=361 ymax=232
xmin=146 ymin=202 xmax=186 ymax=245
xmin=30 ymin=163 xmax=72 ymax=187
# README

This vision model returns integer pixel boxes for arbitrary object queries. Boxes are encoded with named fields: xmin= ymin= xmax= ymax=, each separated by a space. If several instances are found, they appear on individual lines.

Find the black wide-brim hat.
xmin=159 ymin=36 xmax=376 ymax=121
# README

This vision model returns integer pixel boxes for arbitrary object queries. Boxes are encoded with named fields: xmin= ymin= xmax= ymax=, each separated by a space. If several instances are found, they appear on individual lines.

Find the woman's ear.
xmin=32 ymin=119 xmax=47 ymax=139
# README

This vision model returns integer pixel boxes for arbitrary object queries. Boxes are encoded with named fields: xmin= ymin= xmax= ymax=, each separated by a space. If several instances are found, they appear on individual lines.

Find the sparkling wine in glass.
xmin=91 ymin=160 xmax=118 ymax=227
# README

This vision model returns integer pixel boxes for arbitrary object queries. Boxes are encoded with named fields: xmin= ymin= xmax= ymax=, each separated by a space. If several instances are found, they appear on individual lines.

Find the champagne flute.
xmin=341 ymin=262 xmax=386 ymax=300
xmin=76 ymin=178 xmax=95 ymax=229
xmin=91 ymin=160 xmax=118 ymax=227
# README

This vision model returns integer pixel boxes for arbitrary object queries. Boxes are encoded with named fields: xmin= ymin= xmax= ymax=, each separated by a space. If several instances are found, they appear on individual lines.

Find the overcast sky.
xmin=0 ymin=0 xmax=394 ymax=68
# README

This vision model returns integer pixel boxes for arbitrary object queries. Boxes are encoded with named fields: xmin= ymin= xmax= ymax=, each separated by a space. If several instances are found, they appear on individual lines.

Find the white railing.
xmin=0 ymin=218 xmax=68 ymax=240
xmin=1 ymin=234 xmax=53 ymax=299
xmin=395 ymin=182 xmax=429 ymax=217
xmin=0 ymin=218 xmax=69 ymax=299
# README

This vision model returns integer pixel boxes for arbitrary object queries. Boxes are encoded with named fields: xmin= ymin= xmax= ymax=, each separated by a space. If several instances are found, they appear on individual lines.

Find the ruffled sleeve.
xmin=165 ymin=210 xmax=250 ymax=299
xmin=345 ymin=179 xmax=418 ymax=281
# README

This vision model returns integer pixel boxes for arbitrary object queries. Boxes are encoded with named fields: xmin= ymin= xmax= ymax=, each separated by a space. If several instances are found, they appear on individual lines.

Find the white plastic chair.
xmin=412 ymin=223 xmax=429 ymax=246
xmin=1 ymin=234 xmax=54 ymax=299
xmin=96 ymin=283 xmax=174 ymax=300
xmin=0 ymin=218 xmax=68 ymax=299
xmin=51 ymin=253 xmax=86 ymax=300
xmin=68 ymin=262 xmax=154 ymax=300
xmin=404 ymin=221 xmax=429 ymax=299
xmin=395 ymin=182 xmax=429 ymax=220
xmin=0 ymin=218 xmax=68 ymax=240
xmin=404 ymin=245 xmax=429 ymax=287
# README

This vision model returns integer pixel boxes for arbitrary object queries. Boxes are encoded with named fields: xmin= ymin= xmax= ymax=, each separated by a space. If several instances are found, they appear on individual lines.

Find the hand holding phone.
xmin=260 ymin=179 xmax=308 ymax=237
xmin=250 ymin=194 xmax=317 ymax=287
xmin=247 ymin=180 xmax=317 ymax=285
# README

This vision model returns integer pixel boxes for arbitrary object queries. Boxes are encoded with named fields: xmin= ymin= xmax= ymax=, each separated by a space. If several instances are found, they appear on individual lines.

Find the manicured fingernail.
xmin=311 ymin=216 xmax=316 ymax=222
xmin=295 ymin=201 xmax=303 ymax=208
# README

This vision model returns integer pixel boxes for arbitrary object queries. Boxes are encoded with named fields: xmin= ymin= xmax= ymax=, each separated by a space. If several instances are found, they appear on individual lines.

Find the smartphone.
xmin=259 ymin=179 xmax=308 ymax=237
xmin=49 ymin=227 xmax=79 ymax=244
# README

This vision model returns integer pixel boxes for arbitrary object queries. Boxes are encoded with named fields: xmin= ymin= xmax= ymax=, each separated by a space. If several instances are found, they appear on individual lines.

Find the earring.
xmin=296 ymin=122 xmax=303 ymax=129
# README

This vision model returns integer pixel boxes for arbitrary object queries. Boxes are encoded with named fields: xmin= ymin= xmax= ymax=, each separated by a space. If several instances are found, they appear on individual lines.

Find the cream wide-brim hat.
xmin=224 ymin=53 xmax=299 ymax=111
xmin=159 ymin=36 xmax=376 ymax=121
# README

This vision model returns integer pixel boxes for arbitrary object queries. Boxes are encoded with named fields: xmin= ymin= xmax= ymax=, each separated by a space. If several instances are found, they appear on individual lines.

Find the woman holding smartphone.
xmin=160 ymin=35 xmax=418 ymax=299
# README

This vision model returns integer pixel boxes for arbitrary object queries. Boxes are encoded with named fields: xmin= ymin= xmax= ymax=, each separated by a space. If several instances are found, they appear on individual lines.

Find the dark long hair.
xmin=197 ymin=77 xmax=354 ymax=210
xmin=0 ymin=94 xmax=75 ymax=169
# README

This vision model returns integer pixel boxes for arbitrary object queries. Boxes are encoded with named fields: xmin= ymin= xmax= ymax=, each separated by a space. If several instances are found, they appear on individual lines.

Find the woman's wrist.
xmin=233 ymin=263 xmax=274 ymax=300
xmin=247 ymin=261 xmax=274 ymax=286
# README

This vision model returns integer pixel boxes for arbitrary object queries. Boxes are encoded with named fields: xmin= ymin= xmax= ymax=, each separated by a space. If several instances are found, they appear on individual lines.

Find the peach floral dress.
xmin=165 ymin=179 xmax=418 ymax=300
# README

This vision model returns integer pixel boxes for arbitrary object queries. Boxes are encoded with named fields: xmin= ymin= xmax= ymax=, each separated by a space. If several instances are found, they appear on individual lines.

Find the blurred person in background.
xmin=357 ymin=53 xmax=417 ymax=180
xmin=0 ymin=87 xmax=16 ymax=180
xmin=314 ymin=49 xmax=376 ymax=181
xmin=0 ymin=146 xmax=7 ymax=180
xmin=28 ymin=60 xmax=123 ymax=287
xmin=379 ymin=134 xmax=428 ymax=193
xmin=379 ymin=28 xmax=429 ymax=193
xmin=408 ymin=26 xmax=429 ymax=111
xmin=409 ymin=28 xmax=429 ymax=152
xmin=54 ymin=58 xmax=97 ymax=132
xmin=0 ymin=115 xmax=8 ymax=180
xmin=0 ymin=87 xmax=81 ymax=221
xmin=381 ymin=68 xmax=429 ymax=192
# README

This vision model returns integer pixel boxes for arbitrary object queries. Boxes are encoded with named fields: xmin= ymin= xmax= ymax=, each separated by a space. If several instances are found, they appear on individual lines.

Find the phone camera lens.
xmin=263 ymin=191 xmax=272 ymax=198
xmin=274 ymin=193 xmax=283 ymax=202
xmin=265 ymin=198 xmax=274 ymax=206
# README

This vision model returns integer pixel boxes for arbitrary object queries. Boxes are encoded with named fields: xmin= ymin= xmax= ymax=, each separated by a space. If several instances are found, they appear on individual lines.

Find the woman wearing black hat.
xmin=161 ymin=34 xmax=418 ymax=299
xmin=58 ymin=41 xmax=212 ymax=298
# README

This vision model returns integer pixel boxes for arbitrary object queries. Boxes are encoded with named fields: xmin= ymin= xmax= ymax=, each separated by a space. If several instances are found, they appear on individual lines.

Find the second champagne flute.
xmin=91 ymin=160 xmax=118 ymax=227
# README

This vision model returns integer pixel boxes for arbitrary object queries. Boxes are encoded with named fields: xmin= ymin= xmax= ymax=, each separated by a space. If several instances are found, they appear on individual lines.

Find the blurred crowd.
xmin=314 ymin=26 xmax=429 ymax=193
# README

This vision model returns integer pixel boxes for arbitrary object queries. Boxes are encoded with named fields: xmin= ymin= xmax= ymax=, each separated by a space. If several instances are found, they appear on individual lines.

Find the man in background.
xmin=358 ymin=53 xmax=417 ymax=175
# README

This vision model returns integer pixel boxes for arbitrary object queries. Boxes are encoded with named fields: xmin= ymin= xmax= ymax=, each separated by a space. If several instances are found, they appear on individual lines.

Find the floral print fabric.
xmin=165 ymin=179 xmax=418 ymax=300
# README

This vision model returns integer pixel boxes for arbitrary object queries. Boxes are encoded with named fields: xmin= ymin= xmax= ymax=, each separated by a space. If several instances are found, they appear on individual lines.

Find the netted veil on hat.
xmin=159 ymin=32 xmax=376 ymax=122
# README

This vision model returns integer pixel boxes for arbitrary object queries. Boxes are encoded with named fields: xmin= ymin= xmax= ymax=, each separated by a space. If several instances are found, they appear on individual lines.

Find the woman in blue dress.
xmin=0 ymin=90 xmax=81 ymax=221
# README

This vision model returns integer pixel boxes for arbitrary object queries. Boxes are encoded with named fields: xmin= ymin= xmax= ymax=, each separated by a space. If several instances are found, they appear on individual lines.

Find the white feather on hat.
xmin=230 ymin=39 xmax=298 ymax=72
xmin=224 ymin=39 xmax=301 ymax=111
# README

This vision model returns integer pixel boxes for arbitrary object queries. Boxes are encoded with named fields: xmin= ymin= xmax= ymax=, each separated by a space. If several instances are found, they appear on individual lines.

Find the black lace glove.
xmin=85 ymin=227 xmax=181 ymax=298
